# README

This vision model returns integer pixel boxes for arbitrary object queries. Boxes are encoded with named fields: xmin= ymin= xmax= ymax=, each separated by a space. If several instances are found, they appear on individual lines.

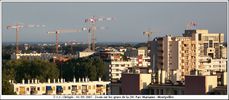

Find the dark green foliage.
xmin=2 ymin=79 xmax=16 ymax=95
xmin=62 ymin=57 xmax=106 ymax=81
xmin=3 ymin=59 xmax=59 ymax=83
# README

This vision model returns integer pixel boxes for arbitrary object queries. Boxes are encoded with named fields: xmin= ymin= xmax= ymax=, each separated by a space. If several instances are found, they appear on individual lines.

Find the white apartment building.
xmin=11 ymin=53 xmax=78 ymax=60
xmin=11 ymin=53 xmax=54 ymax=60
xmin=125 ymin=47 xmax=150 ymax=67
xmin=100 ymin=47 xmax=151 ymax=81
xmin=10 ymin=78 xmax=110 ymax=95
xmin=108 ymin=61 xmax=135 ymax=81
xmin=199 ymin=56 xmax=227 ymax=75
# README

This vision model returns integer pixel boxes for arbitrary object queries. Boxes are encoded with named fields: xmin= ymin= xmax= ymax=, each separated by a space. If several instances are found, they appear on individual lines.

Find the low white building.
xmin=198 ymin=56 xmax=227 ymax=75
xmin=78 ymin=51 xmax=95 ymax=58
xmin=11 ymin=53 xmax=78 ymax=60
xmin=10 ymin=78 xmax=110 ymax=95
xmin=11 ymin=53 xmax=55 ymax=60
xmin=108 ymin=61 xmax=134 ymax=81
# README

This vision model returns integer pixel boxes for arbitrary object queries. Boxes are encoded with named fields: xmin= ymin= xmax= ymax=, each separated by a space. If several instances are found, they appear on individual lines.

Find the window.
xmin=198 ymin=34 xmax=202 ymax=41
xmin=68 ymin=86 xmax=71 ymax=90
xmin=209 ymin=40 xmax=213 ymax=47
xmin=88 ymin=86 xmax=91 ymax=90
xmin=37 ymin=87 xmax=40 ymax=91
xmin=27 ymin=88 xmax=29 ymax=91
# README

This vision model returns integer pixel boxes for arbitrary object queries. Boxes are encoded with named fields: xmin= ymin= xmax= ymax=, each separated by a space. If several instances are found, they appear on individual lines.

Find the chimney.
xmin=53 ymin=79 xmax=56 ymax=83
xmin=32 ymin=79 xmax=34 ymax=84
xmin=58 ymin=78 xmax=60 ymax=83
xmin=35 ymin=79 xmax=37 ymax=84
xmin=79 ymin=78 xmax=81 ymax=82
xmin=82 ymin=78 xmax=85 ymax=82
xmin=48 ymin=79 xmax=50 ymax=83
xmin=28 ymin=79 xmax=30 ymax=84
xmin=22 ymin=79 xmax=25 ymax=84
xmin=61 ymin=78 xmax=63 ymax=83
xmin=99 ymin=77 xmax=101 ymax=81
xmin=73 ymin=77 xmax=76 ymax=83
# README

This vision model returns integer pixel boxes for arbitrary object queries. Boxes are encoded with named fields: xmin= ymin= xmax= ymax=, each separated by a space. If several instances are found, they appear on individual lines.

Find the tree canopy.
xmin=3 ymin=59 xmax=59 ymax=83
xmin=61 ymin=57 xmax=106 ymax=81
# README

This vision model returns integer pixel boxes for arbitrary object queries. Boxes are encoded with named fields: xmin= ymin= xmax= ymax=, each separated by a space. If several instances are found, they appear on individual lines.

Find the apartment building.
xmin=146 ymin=75 xmax=226 ymax=95
xmin=121 ymin=68 xmax=152 ymax=95
xmin=184 ymin=75 xmax=218 ymax=95
xmin=150 ymin=29 xmax=227 ymax=83
xmin=125 ymin=47 xmax=150 ymax=67
xmin=99 ymin=47 xmax=151 ymax=81
xmin=10 ymin=78 xmax=110 ymax=95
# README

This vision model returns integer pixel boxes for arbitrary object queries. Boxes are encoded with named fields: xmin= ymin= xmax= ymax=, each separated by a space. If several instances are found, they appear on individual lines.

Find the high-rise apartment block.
xmin=150 ymin=29 xmax=227 ymax=83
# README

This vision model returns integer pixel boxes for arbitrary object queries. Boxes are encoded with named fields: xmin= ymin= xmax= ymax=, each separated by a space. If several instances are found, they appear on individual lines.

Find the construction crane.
xmin=186 ymin=21 xmax=197 ymax=30
xmin=48 ymin=29 xmax=82 ymax=54
xmin=6 ymin=23 xmax=45 ymax=54
xmin=82 ymin=26 xmax=106 ymax=51
xmin=143 ymin=31 xmax=153 ymax=42
xmin=84 ymin=16 xmax=114 ymax=51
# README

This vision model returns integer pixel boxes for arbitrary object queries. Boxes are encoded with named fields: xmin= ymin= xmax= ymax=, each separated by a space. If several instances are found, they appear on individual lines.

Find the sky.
xmin=2 ymin=2 xmax=227 ymax=43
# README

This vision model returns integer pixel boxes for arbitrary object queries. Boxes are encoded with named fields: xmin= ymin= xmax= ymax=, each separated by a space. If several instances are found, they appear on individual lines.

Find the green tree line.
xmin=61 ymin=57 xmax=106 ymax=81
xmin=2 ymin=57 xmax=107 ymax=94
xmin=2 ymin=59 xmax=59 ymax=95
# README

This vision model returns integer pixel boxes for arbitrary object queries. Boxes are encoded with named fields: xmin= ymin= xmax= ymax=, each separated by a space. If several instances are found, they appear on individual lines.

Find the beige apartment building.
xmin=10 ymin=78 xmax=110 ymax=95
xmin=151 ymin=29 xmax=227 ymax=83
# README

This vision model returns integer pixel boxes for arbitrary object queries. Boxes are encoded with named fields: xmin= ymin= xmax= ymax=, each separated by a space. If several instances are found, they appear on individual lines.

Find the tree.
xmin=61 ymin=57 xmax=106 ymax=81
xmin=2 ymin=67 xmax=16 ymax=95
xmin=2 ymin=79 xmax=16 ymax=95
xmin=2 ymin=59 xmax=59 ymax=83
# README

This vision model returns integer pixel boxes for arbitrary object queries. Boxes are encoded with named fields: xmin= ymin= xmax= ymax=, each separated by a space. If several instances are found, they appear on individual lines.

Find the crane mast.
xmin=6 ymin=23 xmax=45 ymax=54
xmin=48 ymin=29 xmax=81 ymax=54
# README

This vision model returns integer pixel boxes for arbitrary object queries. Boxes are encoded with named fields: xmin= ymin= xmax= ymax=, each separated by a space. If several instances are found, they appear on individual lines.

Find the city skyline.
xmin=2 ymin=2 xmax=227 ymax=43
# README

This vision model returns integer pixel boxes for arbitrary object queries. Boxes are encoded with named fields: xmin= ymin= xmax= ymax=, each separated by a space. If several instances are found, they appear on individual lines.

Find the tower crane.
xmin=143 ymin=31 xmax=153 ymax=42
xmin=84 ymin=16 xmax=114 ymax=51
xmin=82 ymin=26 xmax=106 ymax=51
xmin=6 ymin=23 xmax=45 ymax=54
xmin=47 ymin=29 xmax=82 ymax=54
xmin=186 ymin=21 xmax=197 ymax=30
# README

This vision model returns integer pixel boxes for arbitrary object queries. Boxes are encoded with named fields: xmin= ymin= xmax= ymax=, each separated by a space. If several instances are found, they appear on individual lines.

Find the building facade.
xmin=121 ymin=68 xmax=152 ymax=95
xmin=150 ymin=29 xmax=227 ymax=83
xmin=10 ymin=78 xmax=110 ymax=95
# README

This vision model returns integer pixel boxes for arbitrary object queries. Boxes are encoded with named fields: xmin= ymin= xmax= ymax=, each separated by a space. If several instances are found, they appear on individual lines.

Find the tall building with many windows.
xmin=150 ymin=29 xmax=227 ymax=83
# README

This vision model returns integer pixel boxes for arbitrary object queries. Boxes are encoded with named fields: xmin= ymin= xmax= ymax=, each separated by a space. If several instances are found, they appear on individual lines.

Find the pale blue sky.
xmin=2 ymin=2 xmax=227 ymax=43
